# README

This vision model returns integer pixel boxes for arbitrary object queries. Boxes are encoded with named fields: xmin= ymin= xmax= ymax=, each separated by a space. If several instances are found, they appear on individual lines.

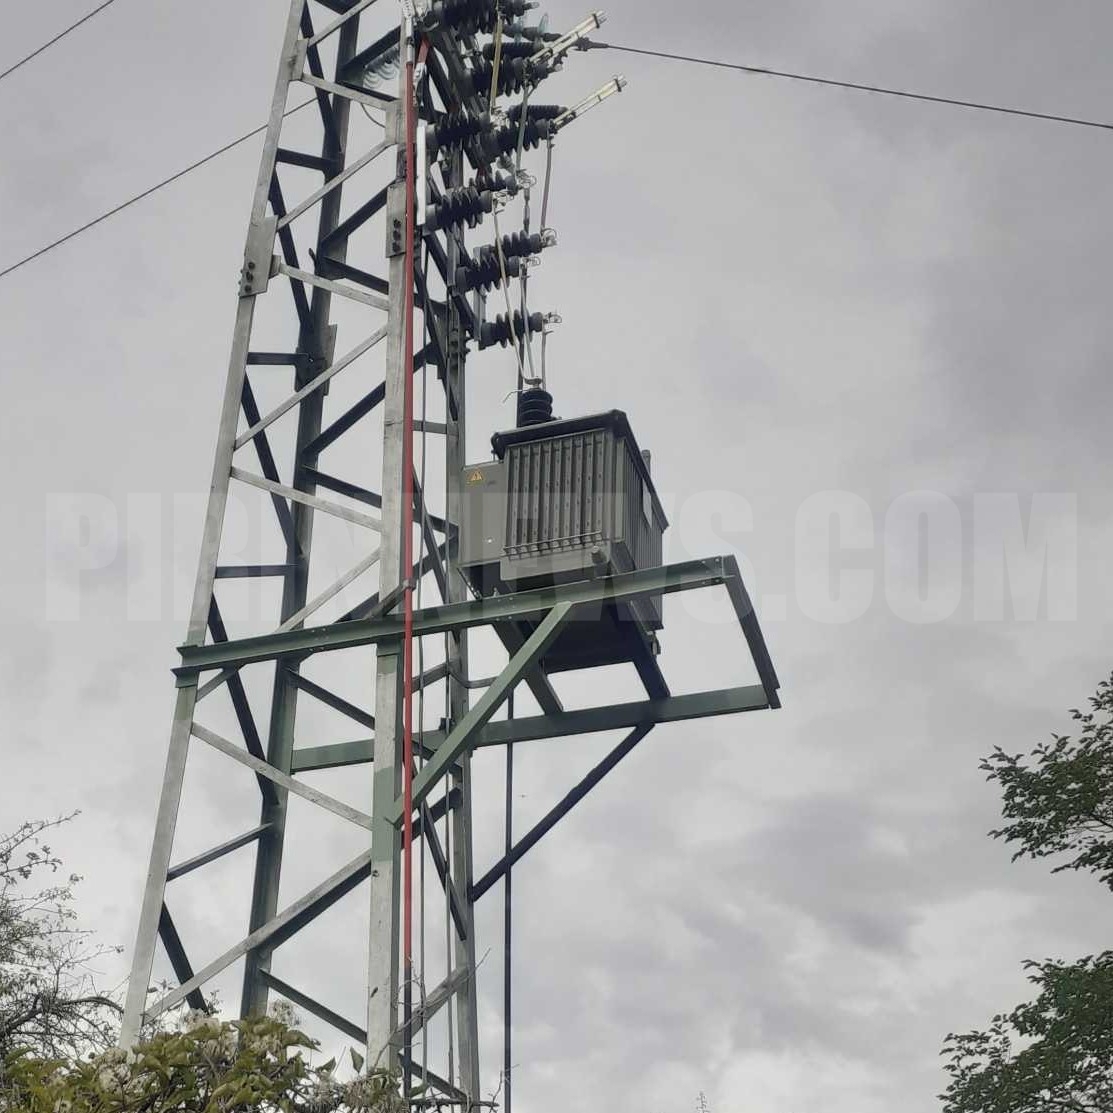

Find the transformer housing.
xmin=459 ymin=410 xmax=668 ymax=672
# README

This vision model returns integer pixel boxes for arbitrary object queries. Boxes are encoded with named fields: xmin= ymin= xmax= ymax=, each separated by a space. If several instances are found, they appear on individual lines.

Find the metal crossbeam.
xmin=276 ymin=139 xmax=391 ymax=230
xmin=192 ymin=723 xmax=373 ymax=829
xmin=471 ymin=726 xmax=655 ymax=902
xmin=175 ymin=558 xmax=744 ymax=676
xmin=260 ymin=971 xmax=366 ymax=1042
xmin=167 ymin=824 xmax=270 ymax=882
xmin=397 ymin=602 xmax=576 ymax=821
xmin=230 ymin=468 xmax=383 ymax=531
xmin=474 ymin=686 xmax=774 ymax=747
xmin=289 ymin=672 xmax=375 ymax=729
xmin=146 ymin=850 xmax=373 ymax=1021
xmin=234 ymin=328 xmax=387 ymax=449
xmin=158 ymin=905 xmax=207 ymax=1012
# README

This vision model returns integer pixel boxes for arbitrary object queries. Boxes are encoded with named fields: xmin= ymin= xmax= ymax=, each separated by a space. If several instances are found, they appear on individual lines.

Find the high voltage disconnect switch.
xmin=120 ymin=2 xmax=780 ymax=1111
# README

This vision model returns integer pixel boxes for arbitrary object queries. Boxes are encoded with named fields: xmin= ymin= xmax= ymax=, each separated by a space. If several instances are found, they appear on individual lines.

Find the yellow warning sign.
xmin=468 ymin=469 xmax=485 ymax=483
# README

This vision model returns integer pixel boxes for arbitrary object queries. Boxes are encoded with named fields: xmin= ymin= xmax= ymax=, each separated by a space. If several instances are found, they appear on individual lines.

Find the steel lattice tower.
xmin=121 ymin=2 xmax=780 ymax=1107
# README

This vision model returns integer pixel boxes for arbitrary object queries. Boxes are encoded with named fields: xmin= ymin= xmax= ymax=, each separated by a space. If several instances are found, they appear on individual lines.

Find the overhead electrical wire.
xmin=5 ymin=47 xmax=1113 ymax=284
xmin=0 ymin=0 xmax=120 ymax=84
xmin=596 ymin=42 xmax=1113 ymax=133
xmin=0 ymin=99 xmax=315 ymax=282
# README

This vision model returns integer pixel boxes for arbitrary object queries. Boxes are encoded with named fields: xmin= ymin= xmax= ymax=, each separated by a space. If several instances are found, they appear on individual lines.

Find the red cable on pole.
xmin=401 ymin=28 xmax=417 ymax=995
xmin=401 ymin=23 xmax=429 ymax=1034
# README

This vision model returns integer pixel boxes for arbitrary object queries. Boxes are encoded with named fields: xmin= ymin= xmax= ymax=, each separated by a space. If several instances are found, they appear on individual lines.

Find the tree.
xmin=0 ymin=1009 xmax=407 ymax=1112
xmin=942 ymin=673 xmax=1113 ymax=1113
xmin=0 ymin=816 xmax=122 ymax=1060
xmin=942 ymin=954 xmax=1113 ymax=1113
xmin=981 ymin=674 xmax=1113 ymax=889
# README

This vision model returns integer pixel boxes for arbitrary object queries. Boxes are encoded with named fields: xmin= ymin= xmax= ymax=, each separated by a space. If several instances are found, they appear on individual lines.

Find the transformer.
xmin=459 ymin=408 xmax=668 ymax=672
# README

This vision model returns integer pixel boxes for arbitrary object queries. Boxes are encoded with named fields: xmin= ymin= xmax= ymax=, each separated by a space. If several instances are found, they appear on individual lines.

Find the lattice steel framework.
xmin=121 ymin=2 xmax=781 ymax=1108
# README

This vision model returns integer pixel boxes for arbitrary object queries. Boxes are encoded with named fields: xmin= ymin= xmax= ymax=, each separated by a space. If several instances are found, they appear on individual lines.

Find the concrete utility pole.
xmin=121 ymin=2 xmax=780 ymax=1108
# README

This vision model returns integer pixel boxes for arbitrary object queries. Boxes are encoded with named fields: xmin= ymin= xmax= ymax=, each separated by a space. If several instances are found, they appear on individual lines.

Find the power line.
xmin=0 ymin=101 xmax=314 ymax=282
xmin=4 ymin=46 xmax=1113 ymax=284
xmin=596 ymin=43 xmax=1113 ymax=134
xmin=0 ymin=0 xmax=121 ymax=84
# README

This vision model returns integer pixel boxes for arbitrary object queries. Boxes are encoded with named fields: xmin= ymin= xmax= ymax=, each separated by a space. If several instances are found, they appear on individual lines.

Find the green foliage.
xmin=0 ymin=1011 xmax=407 ymax=1113
xmin=0 ymin=817 xmax=121 ymax=1060
xmin=942 ymin=674 xmax=1113 ymax=1113
xmin=941 ymin=954 xmax=1113 ymax=1113
xmin=982 ymin=674 xmax=1113 ymax=889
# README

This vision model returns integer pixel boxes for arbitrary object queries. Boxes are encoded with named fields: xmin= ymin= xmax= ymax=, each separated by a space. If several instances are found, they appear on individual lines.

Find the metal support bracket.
xmin=240 ymin=216 xmax=278 ymax=298
xmin=386 ymin=180 xmax=407 ymax=258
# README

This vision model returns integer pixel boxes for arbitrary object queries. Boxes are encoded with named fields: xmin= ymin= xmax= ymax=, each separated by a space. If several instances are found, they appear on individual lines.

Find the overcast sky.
xmin=2 ymin=2 xmax=1113 ymax=1112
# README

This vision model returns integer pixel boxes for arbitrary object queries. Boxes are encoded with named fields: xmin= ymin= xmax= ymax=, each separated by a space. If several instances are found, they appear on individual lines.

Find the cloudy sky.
xmin=3 ymin=1 xmax=1113 ymax=1111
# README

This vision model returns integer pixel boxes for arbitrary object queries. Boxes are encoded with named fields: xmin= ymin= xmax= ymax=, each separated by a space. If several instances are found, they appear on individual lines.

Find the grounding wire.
xmin=0 ymin=98 xmax=316 ymax=281
xmin=596 ymin=42 xmax=1113 ymax=133
xmin=0 ymin=0 xmax=120 ymax=84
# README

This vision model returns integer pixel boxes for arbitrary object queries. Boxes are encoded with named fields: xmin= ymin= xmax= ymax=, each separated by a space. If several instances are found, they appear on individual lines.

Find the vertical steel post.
xmin=367 ymin=28 xmax=411 ymax=1064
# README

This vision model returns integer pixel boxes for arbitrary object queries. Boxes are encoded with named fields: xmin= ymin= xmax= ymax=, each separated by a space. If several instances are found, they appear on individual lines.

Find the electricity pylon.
xmin=121 ymin=2 xmax=780 ymax=1108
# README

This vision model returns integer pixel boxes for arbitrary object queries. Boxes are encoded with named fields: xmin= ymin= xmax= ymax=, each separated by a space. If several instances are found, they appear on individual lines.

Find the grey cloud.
xmin=4 ymin=2 xmax=1113 ymax=1112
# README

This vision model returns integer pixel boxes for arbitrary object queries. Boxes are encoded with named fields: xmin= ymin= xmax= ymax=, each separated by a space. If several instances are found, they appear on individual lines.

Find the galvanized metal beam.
xmin=192 ymin=722 xmax=372 ymax=830
xmin=288 ymin=672 xmax=375 ymax=730
xmin=239 ymin=377 xmax=301 ymax=552
xmin=208 ymin=598 xmax=278 ymax=805
xmin=291 ymin=739 xmax=374 ymax=773
xmin=470 ymin=726 xmax=654 ymax=902
xmin=176 ymin=558 xmax=738 ymax=677
xmin=474 ymin=686 xmax=774 ymax=748
xmin=215 ymin=565 xmax=297 ymax=579
xmin=234 ymin=328 xmax=387 ymax=450
xmin=366 ymin=174 xmax=409 ymax=1071
xmin=167 ymin=824 xmax=270 ymax=882
xmin=395 ymin=601 xmax=577 ymax=823
xmin=275 ymin=139 xmax=391 ymax=230
xmin=146 ymin=850 xmax=373 ymax=1021
xmin=158 ymin=905 xmax=207 ymax=1012
xmin=275 ymin=547 xmax=382 ymax=634
xmin=230 ymin=468 xmax=383 ymax=532
xmin=491 ymin=622 xmax=563 ymax=715
xmin=418 ymin=803 xmax=468 ymax=940
xmin=260 ymin=971 xmax=366 ymax=1043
